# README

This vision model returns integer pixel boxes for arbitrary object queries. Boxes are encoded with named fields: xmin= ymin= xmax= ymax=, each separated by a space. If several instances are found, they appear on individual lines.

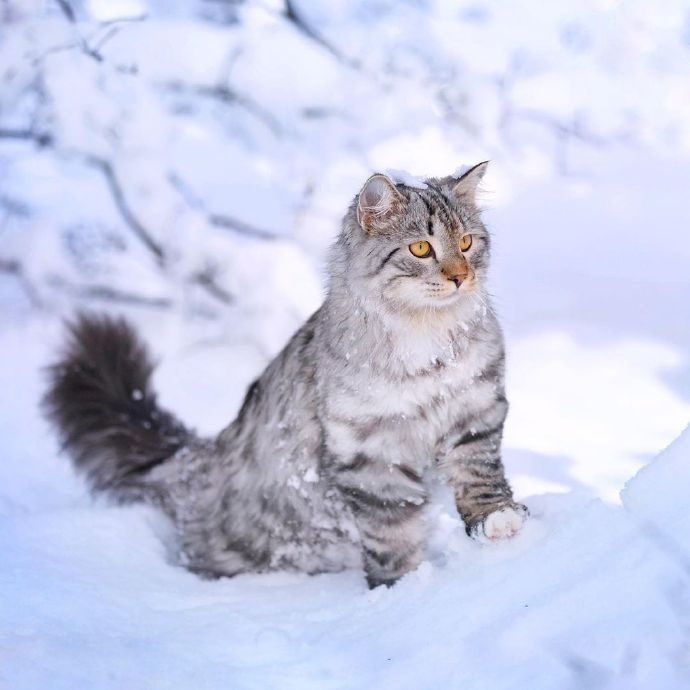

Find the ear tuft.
xmin=452 ymin=161 xmax=488 ymax=204
xmin=357 ymin=174 xmax=404 ymax=232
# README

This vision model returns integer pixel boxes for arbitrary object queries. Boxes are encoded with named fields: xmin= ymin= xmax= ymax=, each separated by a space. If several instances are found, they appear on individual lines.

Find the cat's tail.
xmin=43 ymin=312 xmax=192 ymax=502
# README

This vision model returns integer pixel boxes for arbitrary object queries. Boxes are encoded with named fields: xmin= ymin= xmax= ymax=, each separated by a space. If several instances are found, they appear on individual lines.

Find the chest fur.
xmin=322 ymin=333 xmax=499 ymax=466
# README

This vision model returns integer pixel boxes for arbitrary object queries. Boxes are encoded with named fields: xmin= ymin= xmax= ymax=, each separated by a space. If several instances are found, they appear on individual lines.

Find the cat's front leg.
xmin=438 ymin=399 xmax=528 ymax=541
xmin=333 ymin=454 xmax=428 ymax=588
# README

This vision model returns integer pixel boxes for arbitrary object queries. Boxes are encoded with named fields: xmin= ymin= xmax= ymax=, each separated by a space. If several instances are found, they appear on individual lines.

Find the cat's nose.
xmin=442 ymin=260 xmax=468 ymax=287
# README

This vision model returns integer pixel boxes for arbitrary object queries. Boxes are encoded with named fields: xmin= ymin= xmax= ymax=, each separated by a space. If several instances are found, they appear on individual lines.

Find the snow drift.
xmin=0 ymin=318 xmax=689 ymax=688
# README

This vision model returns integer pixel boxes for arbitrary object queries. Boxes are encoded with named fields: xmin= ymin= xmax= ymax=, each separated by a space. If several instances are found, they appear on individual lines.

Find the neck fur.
xmin=325 ymin=283 xmax=488 ymax=375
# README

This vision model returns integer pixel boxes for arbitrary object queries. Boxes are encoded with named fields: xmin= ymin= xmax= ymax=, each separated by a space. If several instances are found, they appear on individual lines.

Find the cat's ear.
xmin=356 ymin=174 xmax=405 ymax=233
xmin=451 ymin=161 xmax=488 ymax=204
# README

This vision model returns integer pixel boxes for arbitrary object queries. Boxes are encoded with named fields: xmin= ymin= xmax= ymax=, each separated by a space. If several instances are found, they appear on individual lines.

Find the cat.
xmin=44 ymin=162 xmax=528 ymax=588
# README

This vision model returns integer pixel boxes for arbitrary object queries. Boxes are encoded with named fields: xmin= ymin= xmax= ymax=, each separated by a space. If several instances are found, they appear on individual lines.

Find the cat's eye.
xmin=459 ymin=234 xmax=473 ymax=252
xmin=409 ymin=240 xmax=432 ymax=258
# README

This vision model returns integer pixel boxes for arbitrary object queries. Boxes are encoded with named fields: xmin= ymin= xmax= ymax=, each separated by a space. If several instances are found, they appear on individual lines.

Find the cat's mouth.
xmin=384 ymin=272 xmax=478 ymax=311
xmin=435 ymin=289 xmax=466 ymax=304
xmin=427 ymin=276 xmax=476 ymax=303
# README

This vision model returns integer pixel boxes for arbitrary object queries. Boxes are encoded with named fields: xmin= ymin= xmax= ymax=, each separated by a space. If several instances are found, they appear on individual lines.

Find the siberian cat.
xmin=44 ymin=162 xmax=527 ymax=588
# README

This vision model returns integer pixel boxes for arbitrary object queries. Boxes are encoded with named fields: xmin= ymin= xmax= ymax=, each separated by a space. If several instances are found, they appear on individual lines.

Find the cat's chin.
xmin=400 ymin=290 xmax=477 ymax=315
xmin=427 ymin=287 xmax=477 ymax=308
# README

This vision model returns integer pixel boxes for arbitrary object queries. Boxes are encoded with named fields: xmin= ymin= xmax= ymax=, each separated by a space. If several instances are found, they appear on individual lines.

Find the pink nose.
xmin=448 ymin=275 xmax=464 ymax=288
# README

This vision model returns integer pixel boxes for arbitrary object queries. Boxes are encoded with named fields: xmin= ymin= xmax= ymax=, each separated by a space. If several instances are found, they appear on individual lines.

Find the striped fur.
xmin=44 ymin=164 xmax=526 ymax=587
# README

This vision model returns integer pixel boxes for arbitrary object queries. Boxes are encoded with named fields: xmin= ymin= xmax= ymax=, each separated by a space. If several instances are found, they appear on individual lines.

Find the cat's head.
xmin=335 ymin=163 xmax=491 ymax=312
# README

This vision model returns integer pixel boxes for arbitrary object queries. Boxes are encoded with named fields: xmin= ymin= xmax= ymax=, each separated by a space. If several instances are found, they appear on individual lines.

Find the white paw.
xmin=473 ymin=504 xmax=528 ymax=543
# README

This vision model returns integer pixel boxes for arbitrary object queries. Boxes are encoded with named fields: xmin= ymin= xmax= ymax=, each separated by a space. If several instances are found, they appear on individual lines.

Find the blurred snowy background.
xmin=1 ymin=1 xmax=690 ymax=688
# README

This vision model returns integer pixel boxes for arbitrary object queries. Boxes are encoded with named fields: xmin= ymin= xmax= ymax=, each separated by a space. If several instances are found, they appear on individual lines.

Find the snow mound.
xmin=623 ymin=424 xmax=690 ymax=543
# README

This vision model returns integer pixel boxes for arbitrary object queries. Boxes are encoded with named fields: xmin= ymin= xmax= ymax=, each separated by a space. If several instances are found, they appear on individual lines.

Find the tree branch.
xmin=3 ymin=129 xmax=168 ymax=273
xmin=82 ymin=155 xmax=166 ymax=264
xmin=208 ymin=213 xmax=280 ymax=241
xmin=163 ymin=80 xmax=283 ymax=136
xmin=169 ymin=172 xmax=280 ymax=242
xmin=74 ymin=284 xmax=172 ymax=308
xmin=2 ymin=127 xmax=236 ymax=309
xmin=192 ymin=269 xmax=234 ymax=305
xmin=0 ymin=258 xmax=43 ymax=308
xmin=0 ymin=128 xmax=53 ymax=147
xmin=54 ymin=0 xmax=76 ymax=23
xmin=284 ymin=0 xmax=359 ymax=68
xmin=85 ymin=160 xmax=236 ymax=306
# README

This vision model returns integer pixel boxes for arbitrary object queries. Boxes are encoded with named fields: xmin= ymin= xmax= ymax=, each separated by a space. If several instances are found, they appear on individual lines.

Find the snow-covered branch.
xmin=83 ymin=155 xmax=166 ymax=264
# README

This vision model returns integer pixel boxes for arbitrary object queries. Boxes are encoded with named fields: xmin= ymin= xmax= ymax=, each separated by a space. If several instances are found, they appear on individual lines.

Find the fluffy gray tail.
xmin=43 ymin=313 xmax=191 ymax=500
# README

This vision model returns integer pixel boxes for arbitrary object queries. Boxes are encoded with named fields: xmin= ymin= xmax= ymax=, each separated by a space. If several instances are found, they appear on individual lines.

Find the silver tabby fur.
xmin=44 ymin=163 xmax=527 ymax=588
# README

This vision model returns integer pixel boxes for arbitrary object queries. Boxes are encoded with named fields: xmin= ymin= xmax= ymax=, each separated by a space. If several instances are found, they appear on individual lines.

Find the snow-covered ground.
xmin=1 ymin=1 xmax=690 ymax=688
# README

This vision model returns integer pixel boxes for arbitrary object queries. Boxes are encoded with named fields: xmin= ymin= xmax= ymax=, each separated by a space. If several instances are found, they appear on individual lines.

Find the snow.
xmin=383 ymin=169 xmax=429 ymax=189
xmin=1 ymin=0 xmax=690 ymax=688
xmin=623 ymin=424 xmax=690 ymax=532
xmin=2 ymin=343 xmax=689 ymax=689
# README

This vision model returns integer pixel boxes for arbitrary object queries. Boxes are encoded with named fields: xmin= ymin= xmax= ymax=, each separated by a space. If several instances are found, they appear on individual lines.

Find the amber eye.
xmin=409 ymin=240 xmax=432 ymax=258
xmin=459 ymin=234 xmax=473 ymax=252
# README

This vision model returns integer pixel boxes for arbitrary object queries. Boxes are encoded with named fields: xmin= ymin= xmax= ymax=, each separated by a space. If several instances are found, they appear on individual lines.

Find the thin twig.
xmin=2 ymin=129 xmax=236 ymax=309
xmin=1 ymin=129 xmax=165 ymax=264
xmin=82 ymin=155 xmax=166 ymax=264
xmin=0 ymin=258 xmax=43 ymax=308
xmin=97 ymin=14 xmax=148 ymax=27
xmin=74 ymin=284 xmax=173 ymax=308
xmin=169 ymin=172 xmax=280 ymax=242
xmin=284 ymin=0 xmax=358 ymax=68
xmin=0 ymin=258 xmax=20 ymax=273
xmin=0 ymin=128 xmax=53 ymax=146
xmin=192 ymin=270 xmax=234 ymax=305
xmin=75 ymin=279 xmax=232 ymax=309
xmin=209 ymin=213 xmax=280 ymax=241
xmin=54 ymin=0 xmax=76 ymax=23
xmin=89 ymin=25 xmax=121 ymax=54
xmin=510 ymin=109 xmax=609 ymax=146
xmin=163 ymin=81 xmax=283 ymax=136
